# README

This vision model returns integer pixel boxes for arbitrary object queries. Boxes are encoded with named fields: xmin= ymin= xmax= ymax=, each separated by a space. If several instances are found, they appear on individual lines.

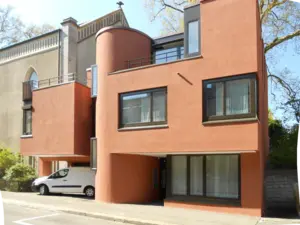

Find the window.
xmin=29 ymin=71 xmax=38 ymax=90
xmin=90 ymin=138 xmax=97 ymax=170
xmin=190 ymin=156 xmax=203 ymax=196
xmin=188 ymin=20 xmax=199 ymax=55
xmin=155 ymin=46 xmax=184 ymax=64
xmin=171 ymin=156 xmax=187 ymax=195
xmin=120 ymin=88 xmax=167 ymax=128
xmin=203 ymin=74 xmax=257 ymax=121
xmin=23 ymin=109 xmax=32 ymax=135
xmin=49 ymin=169 xmax=69 ymax=179
xmin=91 ymin=65 xmax=97 ymax=97
xmin=170 ymin=155 xmax=240 ymax=200
xmin=206 ymin=155 xmax=239 ymax=199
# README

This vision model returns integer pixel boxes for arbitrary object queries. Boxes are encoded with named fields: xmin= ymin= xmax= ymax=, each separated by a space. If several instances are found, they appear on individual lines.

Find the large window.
xmin=23 ymin=109 xmax=32 ymax=135
xmin=203 ymin=74 xmax=257 ymax=122
xmin=188 ymin=20 xmax=199 ymax=56
xmin=170 ymin=155 xmax=240 ymax=200
xmin=120 ymin=88 xmax=167 ymax=128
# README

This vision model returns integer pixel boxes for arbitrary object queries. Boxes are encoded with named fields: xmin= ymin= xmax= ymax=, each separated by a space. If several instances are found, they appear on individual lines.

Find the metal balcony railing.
xmin=22 ymin=74 xmax=77 ymax=101
xmin=125 ymin=48 xmax=184 ymax=69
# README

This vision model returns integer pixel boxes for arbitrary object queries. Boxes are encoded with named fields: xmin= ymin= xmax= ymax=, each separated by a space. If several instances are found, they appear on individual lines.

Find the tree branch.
xmin=265 ymin=29 xmax=300 ymax=53
xmin=260 ymin=0 xmax=288 ymax=22
xmin=160 ymin=0 xmax=184 ymax=13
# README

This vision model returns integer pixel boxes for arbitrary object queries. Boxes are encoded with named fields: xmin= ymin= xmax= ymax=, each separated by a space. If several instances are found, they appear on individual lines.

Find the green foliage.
xmin=0 ymin=147 xmax=19 ymax=178
xmin=268 ymin=111 xmax=287 ymax=149
xmin=268 ymin=111 xmax=298 ymax=169
xmin=4 ymin=163 xmax=36 ymax=182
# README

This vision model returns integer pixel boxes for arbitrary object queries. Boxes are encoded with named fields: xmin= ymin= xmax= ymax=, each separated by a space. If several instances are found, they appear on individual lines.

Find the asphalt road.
xmin=3 ymin=203 xmax=130 ymax=225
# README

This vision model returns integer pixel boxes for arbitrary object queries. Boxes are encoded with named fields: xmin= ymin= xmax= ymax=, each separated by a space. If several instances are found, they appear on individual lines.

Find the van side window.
xmin=49 ymin=169 xmax=69 ymax=179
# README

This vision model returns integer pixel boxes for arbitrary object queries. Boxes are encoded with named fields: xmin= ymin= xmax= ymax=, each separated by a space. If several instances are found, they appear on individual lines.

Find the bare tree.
xmin=0 ymin=6 xmax=55 ymax=48
xmin=144 ymin=0 xmax=300 ymax=123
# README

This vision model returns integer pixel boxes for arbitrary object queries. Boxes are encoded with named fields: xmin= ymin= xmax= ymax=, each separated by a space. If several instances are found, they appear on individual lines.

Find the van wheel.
xmin=39 ymin=184 xmax=49 ymax=195
xmin=84 ymin=186 xmax=95 ymax=198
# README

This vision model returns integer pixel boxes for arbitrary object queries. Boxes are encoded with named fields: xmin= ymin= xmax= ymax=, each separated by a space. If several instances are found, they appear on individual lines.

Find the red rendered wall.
xmin=21 ymin=82 xmax=92 ymax=157
xmin=111 ymin=154 xmax=160 ymax=203
xmin=94 ymin=0 xmax=267 ymax=216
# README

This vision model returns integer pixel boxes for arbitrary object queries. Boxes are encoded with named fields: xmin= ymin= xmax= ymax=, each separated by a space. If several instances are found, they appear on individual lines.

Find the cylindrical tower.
xmin=95 ymin=26 xmax=152 ymax=202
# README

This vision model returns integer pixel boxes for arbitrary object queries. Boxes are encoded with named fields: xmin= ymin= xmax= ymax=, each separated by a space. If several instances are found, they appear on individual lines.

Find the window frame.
xmin=168 ymin=154 xmax=241 ymax=202
xmin=119 ymin=87 xmax=168 ymax=128
xmin=187 ymin=19 xmax=200 ymax=57
xmin=203 ymin=73 xmax=257 ymax=122
xmin=23 ymin=109 xmax=32 ymax=135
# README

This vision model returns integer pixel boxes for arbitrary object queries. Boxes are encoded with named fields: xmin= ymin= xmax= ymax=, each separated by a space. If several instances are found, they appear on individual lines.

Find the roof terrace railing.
xmin=22 ymin=74 xmax=76 ymax=101
xmin=125 ymin=48 xmax=184 ymax=69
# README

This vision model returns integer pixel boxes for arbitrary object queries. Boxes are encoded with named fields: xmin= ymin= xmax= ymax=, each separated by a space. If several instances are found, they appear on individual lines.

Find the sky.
xmin=1 ymin=0 xmax=300 ymax=124
xmin=0 ymin=0 xmax=163 ymax=38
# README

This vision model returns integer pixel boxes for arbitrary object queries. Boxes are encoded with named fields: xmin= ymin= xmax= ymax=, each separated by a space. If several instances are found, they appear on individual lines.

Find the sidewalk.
xmin=2 ymin=191 xmax=261 ymax=225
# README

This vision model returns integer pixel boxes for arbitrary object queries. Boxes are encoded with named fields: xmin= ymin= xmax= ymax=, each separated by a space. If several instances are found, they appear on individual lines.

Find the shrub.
xmin=0 ymin=147 xmax=19 ymax=178
xmin=4 ymin=163 xmax=37 ymax=192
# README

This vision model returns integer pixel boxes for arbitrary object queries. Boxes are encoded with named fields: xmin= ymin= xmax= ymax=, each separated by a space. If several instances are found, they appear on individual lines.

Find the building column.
xmin=38 ymin=158 xmax=52 ymax=177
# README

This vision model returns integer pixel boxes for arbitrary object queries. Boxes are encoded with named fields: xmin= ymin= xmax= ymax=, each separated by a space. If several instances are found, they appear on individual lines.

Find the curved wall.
xmin=95 ymin=27 xmax=152 ymax=202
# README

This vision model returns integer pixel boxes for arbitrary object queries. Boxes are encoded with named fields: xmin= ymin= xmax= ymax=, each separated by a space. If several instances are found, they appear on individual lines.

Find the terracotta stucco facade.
xmin=94 ymin=0 xmax=268 ymax=216
xmin=21 ymin=82 xmax=92 ymax=163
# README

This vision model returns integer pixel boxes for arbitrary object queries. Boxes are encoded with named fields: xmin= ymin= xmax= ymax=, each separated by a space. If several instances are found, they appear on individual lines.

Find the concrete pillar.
xmin=60 ymin=17 xmax=78 ymax=81
xmin=38 ymin=158 xmax=52 ymax=177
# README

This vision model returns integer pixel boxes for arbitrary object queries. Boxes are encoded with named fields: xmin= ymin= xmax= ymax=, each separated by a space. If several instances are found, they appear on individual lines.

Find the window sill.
xmin=21 ymin=134 xmax=33 ymax=139
xmin=118 ymin=124 xmax=169 ymax=131
xmin=165 ymin=196 xmax=241 ymax=207
xmin=202 ymin=117 xmax=258 ymax=126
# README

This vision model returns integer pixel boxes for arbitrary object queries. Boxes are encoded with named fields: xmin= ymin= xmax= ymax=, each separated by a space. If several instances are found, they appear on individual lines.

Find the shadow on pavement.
xmin=264 ymin=207 xmax=299 ymax=219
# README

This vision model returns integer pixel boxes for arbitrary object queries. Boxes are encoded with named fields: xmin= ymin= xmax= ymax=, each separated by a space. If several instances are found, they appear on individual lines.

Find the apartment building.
xmin=0 ymin=9 xmax=128 ymax=170
xmin=21 ymin=0 xmax=268 ymax=216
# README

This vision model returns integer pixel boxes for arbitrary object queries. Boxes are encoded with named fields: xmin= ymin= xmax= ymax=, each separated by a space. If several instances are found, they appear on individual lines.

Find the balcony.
xmin=22 ymin=74 xmax=77 ymax=101
xmin=125 ymin=47 xmax=184 ymax=69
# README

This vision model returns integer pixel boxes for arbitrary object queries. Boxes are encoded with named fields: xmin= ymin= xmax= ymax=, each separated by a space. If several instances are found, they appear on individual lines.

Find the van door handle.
xmin=63 ymin=180 xmax=67 ymax=181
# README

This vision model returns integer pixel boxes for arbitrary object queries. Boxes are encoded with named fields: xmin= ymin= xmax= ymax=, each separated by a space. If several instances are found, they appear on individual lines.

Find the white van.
xmin=31 ymin=167 xmax=96 ymax=197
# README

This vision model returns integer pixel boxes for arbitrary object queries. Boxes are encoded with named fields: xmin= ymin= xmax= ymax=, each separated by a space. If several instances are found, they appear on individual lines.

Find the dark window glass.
xmin=23 ymin=109 xmax=32 ymax=135
xmin=204 ymin=74 xmax=256 ymax=121
xmin=49 ymin=169 xmax=69 ymax=179
xmin=120 ymin=88 xmax=167 ymax=128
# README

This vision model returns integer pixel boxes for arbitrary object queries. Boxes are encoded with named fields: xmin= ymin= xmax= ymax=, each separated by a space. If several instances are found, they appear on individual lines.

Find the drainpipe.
xmin=58 ymin=30 xmax=61 ymax=80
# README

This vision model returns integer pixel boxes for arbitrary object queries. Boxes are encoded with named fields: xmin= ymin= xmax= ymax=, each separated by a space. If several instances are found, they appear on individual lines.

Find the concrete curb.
xmin=3 ymin=199 xmax=175 ymax=225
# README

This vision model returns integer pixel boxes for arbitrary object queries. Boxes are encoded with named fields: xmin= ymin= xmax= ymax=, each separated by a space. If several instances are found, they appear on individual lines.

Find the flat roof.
xmin=153 ymin=32 xmax=184 ymax=46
